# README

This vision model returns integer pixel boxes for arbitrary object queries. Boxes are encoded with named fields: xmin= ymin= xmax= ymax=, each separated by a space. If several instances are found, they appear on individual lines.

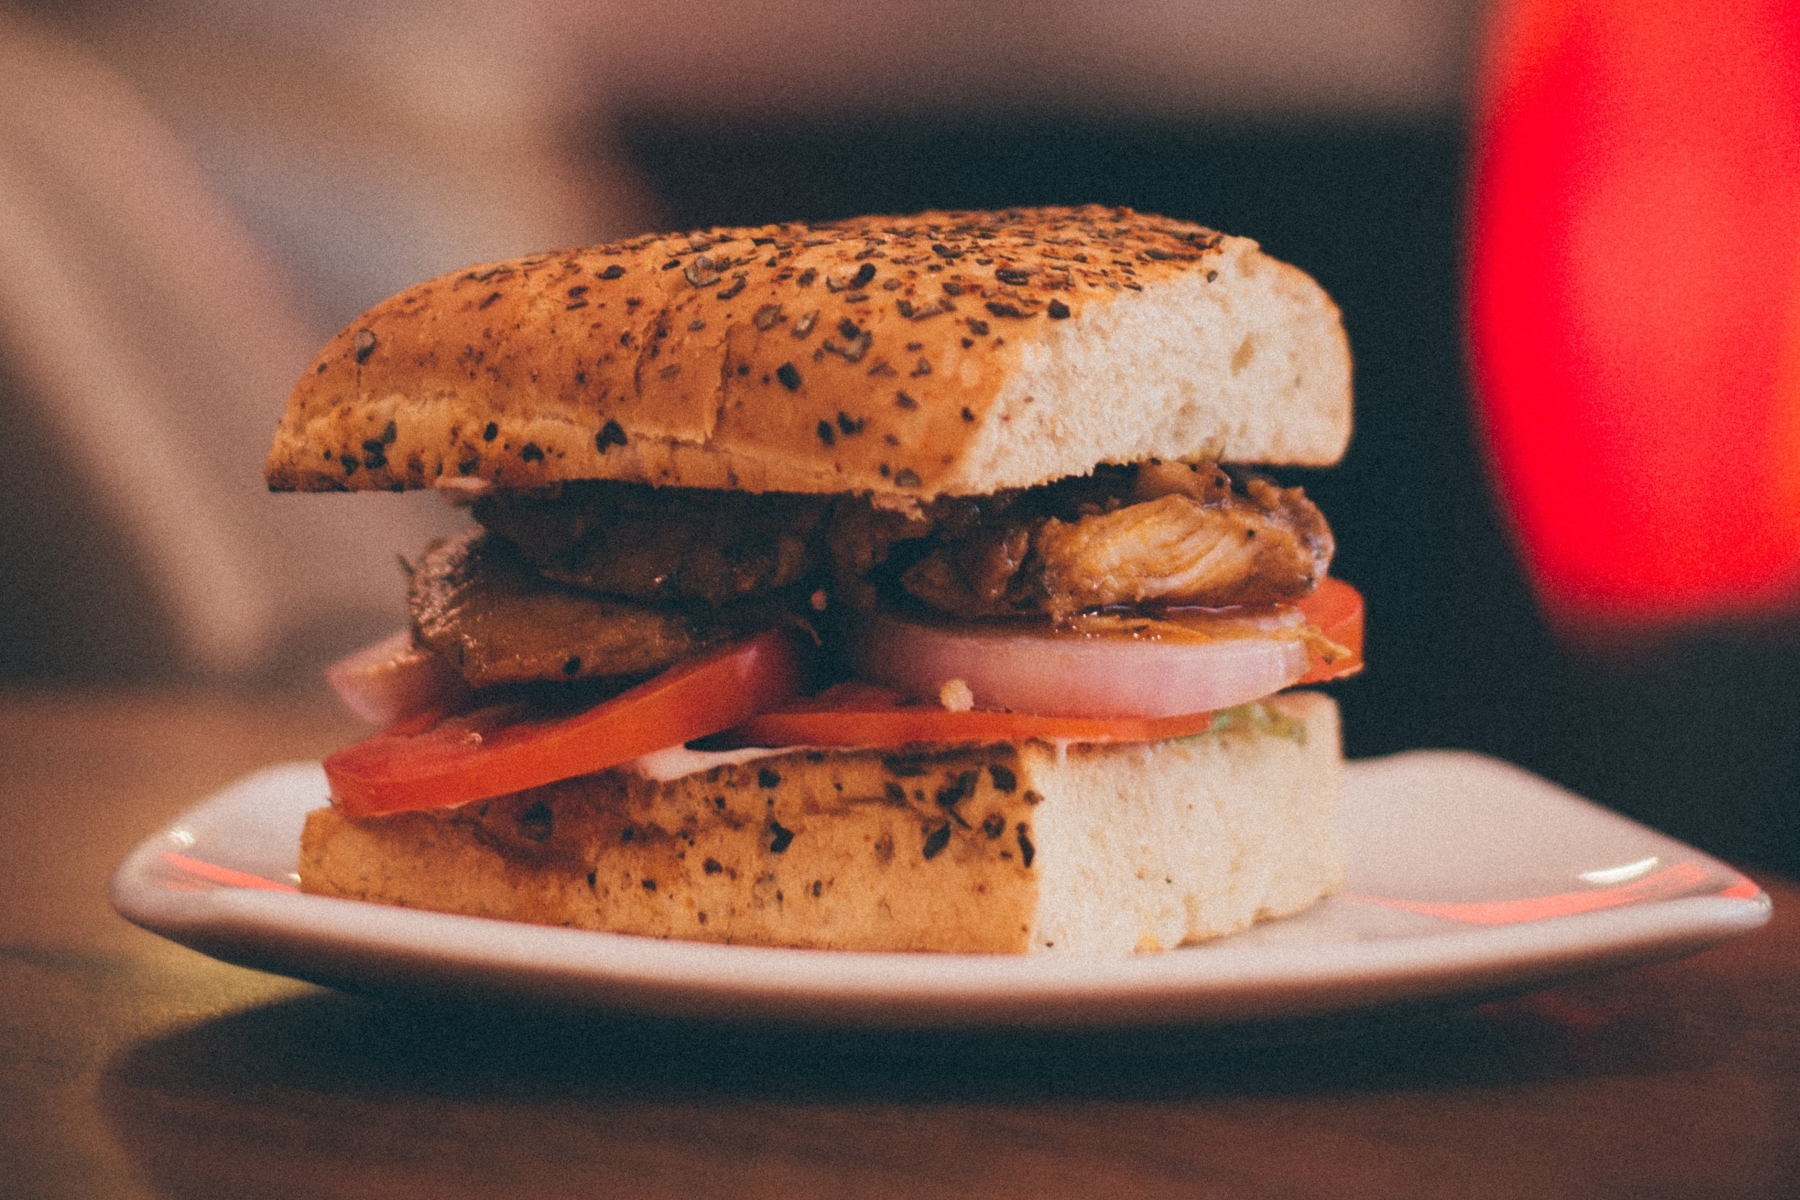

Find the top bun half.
xmin=266 ymin=206 xmax=1350 ymax=502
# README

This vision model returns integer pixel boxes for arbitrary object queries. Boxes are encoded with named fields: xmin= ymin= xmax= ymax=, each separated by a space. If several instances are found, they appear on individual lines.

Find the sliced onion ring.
xmin=849 ymin=608 xmax=1311 ymax=719
xmin=325 ymin=631 xmax=471 ymax=725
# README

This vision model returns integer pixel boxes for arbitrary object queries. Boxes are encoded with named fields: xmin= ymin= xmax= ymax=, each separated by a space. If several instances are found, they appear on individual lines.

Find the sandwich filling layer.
xmin=416 ymin=460 xmax=1333 ymax=691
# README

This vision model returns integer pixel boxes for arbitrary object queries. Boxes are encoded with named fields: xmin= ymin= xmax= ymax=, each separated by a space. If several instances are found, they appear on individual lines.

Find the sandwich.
xmin=268 ymin=205 xmax=1361 ymax=954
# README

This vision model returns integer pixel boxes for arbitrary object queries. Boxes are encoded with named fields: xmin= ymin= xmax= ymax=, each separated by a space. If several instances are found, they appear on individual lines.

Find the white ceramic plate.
xmin=111 ymin=751 xmax=1770 ymax=1027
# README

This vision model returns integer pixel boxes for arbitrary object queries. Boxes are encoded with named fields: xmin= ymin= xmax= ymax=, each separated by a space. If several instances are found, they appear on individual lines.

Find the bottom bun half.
xmin=299 ymin=692 xmax=1342 ymax=955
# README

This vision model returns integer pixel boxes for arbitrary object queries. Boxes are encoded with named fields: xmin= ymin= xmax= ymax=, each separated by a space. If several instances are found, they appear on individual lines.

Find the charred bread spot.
xmin=922 ymin=821 xmax=952 ymax=860
xmin=936 ymin=770 xmax=978 ymax=811
xmin=768 ymin=821 xmax=795 ymax=853
xmin=517 ymin=801 xmax=553 ymax=842
xmin=595 ymin=420 xmax=628 ymax=453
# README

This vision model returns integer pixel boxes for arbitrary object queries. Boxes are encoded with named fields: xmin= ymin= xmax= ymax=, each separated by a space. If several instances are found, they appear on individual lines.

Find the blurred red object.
xmin=1468 ymin=0 xmax=1800 ymax=634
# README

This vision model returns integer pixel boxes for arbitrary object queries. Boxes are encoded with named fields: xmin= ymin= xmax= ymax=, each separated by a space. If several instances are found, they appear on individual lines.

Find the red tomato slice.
xmin=325 ymin=627 xmax=806 ymax=816
xmin=724 ymin=680 xmax=1225 ymax=750
xmin=1294 ymin=577 xmax=1364 ymax=684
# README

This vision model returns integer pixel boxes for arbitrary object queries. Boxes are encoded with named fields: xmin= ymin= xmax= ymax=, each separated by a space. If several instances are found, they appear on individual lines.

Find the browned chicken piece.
xmin=820 ymin=495 xmax=941 ymax=610
xmin=898 ymin=465 xmax=1333 ymax=619
xmin=1032 ymin=479 xmax=1332 ymax=614
xmin=898 ymin=521 xmax=1038 ymax=614
xmin=410 ymin=527 xmax=774 ymax=686
xmin=474 ymin=482 xmax=829 ymax=606
xmin=459 ymin=464 xmax=1328 ymax=654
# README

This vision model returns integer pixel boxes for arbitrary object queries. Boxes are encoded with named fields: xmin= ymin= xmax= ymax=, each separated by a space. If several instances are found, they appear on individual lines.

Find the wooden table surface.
xmin=3 ymin=689 xmax=1796 ymax=1200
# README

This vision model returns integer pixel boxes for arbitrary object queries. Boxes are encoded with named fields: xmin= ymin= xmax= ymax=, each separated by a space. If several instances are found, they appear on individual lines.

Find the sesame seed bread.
xmin=297 ymin=691 xmax=1341 ymax=954
xmin=266 ymin=207 xmax=1351 ymax=503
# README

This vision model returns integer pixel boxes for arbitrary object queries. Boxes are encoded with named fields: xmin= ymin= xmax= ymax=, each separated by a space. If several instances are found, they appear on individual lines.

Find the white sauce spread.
xmin=626 ymin=742 xmax=800 ymax=783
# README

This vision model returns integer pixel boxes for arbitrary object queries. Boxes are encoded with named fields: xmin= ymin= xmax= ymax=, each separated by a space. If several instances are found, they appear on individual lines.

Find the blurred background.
xmin=2 ymin=0 xmax=1796 ymax=876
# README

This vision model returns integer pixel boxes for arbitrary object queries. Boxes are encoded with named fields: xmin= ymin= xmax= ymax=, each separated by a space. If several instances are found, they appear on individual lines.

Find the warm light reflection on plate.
xmin=1344 ymin=860 xmax=1737 ymax=926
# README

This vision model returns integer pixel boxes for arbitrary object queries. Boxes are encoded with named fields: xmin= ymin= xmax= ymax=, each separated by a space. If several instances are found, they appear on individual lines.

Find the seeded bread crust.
xmin=266 ymin=207 xmax=1351 ymax=503
xmin=298 ymin=692 xmax=1341 ymax=954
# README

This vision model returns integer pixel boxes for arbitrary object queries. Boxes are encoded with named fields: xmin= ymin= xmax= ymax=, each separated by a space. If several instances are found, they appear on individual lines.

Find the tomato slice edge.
xmin=1295 ymin=577 xmax=1364 ymax=684
xmin=725 ymin=681 xmax=1222 ymax=749
xmin=325 ymin=627 xmax=805 ymax=816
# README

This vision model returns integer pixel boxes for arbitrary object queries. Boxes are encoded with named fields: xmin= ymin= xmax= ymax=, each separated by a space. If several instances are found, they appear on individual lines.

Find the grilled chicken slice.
xmin=474 ymin=482 xmax=827 ymax=606
xmin=410 ymin=528 xmax=773 ymax=686
xmin=898 ymin=466 xmax=1333 ymax=620
xmin=1033 ymin=479 xmax=1332 ymax=614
